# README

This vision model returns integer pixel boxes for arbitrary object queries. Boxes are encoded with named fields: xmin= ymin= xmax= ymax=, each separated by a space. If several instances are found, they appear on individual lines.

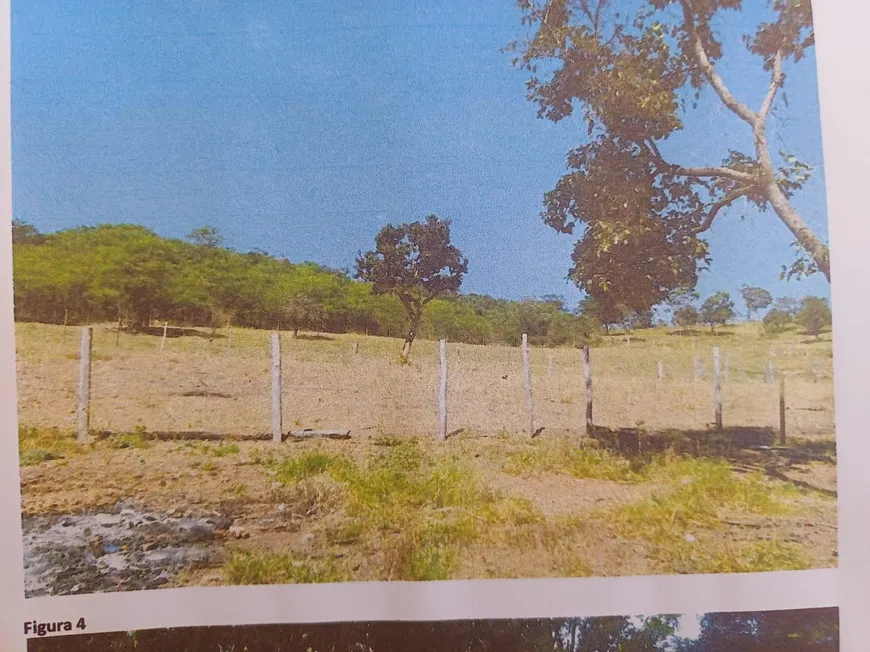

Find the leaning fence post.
xmin=76 ymin=327 xmax=93 ymax=442
xmin=766 ymin=359 xmax=775 ymax=384
xmin=657 ymin=360 xmax=664 ymax=382
xmin=160 ymin=321 xmax=168 ymax=352
xmin=438 ymin=339 xmax=448 ymax=441
xmin=583 ymin=345 xmax=593 ymax=434
xmin=227 ymin=318 xmax=232 ymax=348
xmin=713 ymin=346 xmax=722 ymax=431
xmin=521 ymin=334 xmax=534 ymax=437
xmin=271 ymin=332 xmax=283 ymax=442
xmin=779 ymin=374 xmax=787 ymax=445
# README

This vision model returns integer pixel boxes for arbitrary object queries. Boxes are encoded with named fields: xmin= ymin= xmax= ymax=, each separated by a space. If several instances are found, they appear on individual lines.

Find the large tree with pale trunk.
xmin=356 ymin=215 xmax=468 ymax=361
xmin=510 ymin=0 xmax=829 ymax=318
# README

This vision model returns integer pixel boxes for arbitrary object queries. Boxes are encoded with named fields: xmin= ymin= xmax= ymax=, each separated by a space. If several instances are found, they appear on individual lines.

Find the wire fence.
xmin=14 ymin=322 xmax=835 ymax=443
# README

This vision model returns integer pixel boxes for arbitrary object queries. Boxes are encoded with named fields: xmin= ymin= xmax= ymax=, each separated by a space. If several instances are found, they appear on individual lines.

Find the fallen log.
xmin=287 ymin=429 xmax=351 ymax=440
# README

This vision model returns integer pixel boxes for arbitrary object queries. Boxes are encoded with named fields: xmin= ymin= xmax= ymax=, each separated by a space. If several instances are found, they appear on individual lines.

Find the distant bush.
xmin=796 ymin=296 xmax=832 ymax=338
xmin=762 ymin=309 xmax=791 ymax=335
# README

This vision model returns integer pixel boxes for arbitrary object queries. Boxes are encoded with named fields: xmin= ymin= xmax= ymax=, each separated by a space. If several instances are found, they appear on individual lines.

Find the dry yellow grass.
xmin=14 ymin=321 xmax=834 ymax=440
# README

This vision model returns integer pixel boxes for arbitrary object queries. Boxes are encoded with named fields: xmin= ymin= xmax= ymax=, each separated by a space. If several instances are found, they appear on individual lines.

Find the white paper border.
xmin=0 ymin=0 xmax=866 ymax=650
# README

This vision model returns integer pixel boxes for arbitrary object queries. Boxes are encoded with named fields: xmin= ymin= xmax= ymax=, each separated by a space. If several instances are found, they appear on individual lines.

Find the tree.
xmin=700 ymin=291 xmax=735 ymax=332
xmin=763 ymin=308 xmax=791 ymax=335
xmin=356 ymin=215 xmax=468 ymax=360
xmin=673 ymin=305 xmax=699 ymax=330
xmin=511 ymin=0 xmax=829 ymax=318
xmin=796 ymin=296 xmax=831 ymax=338
xmin=772 ymin=295 xmax=801 ymax=318
xmin=186 ymin=225 xmax=224 ymax=248
xmin=741 ymin=285 xmax=773 ymax=320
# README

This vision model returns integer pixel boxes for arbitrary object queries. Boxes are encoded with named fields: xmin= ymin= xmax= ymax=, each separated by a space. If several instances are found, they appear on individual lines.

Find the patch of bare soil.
xmin=486 ymin=473 xmax=657 ymax=518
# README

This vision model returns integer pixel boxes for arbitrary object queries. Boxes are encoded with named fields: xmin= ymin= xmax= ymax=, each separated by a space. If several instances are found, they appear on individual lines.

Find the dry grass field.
xmin=15 ymin=322 xmax=836 ymax=595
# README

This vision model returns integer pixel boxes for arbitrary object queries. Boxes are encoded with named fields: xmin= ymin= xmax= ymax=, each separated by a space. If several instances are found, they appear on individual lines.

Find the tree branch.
xmin=759 ymin=50 xmax=784 ymax=121
xmin=691 ymin=188 xmax=751 ymax=234
xmin=679 ymin=0 xmax=759 ymax=125
xmin=643 ymin=139 xmax=757 ymax=184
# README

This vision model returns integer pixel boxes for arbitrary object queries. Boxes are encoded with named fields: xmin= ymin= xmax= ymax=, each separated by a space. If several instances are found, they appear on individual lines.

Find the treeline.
xmin=11 ymin=222 xmax=601 ymax=347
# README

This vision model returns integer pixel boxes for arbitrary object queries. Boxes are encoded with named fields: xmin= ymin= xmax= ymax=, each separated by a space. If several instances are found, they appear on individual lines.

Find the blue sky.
xmin=11 ymin=0 xmax=831 ymax=309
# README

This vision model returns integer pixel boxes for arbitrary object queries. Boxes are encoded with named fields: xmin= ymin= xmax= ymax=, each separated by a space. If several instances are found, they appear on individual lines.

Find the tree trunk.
xmin=400 ymin=315 xmax=420 ymax=362
xmin=400 ymin=328 xmax=416 ymax=361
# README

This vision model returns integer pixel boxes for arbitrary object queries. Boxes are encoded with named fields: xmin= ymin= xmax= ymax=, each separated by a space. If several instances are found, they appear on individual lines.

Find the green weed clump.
xmin=272 ymin=441 xmax=533 ymax=581
xmin=502 ymin=441 xmax=642 ymax=483
xmin=18 ymin=426 xmax=84 ymax=466
xmin=606 ymin=457 xmax=805 ymax=573
xmin=224 ymin=550 xmax=345 ymax=585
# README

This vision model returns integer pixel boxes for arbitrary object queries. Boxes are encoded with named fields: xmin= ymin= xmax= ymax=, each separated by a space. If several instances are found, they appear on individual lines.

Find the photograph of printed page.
xmin=12 ymin=0 xmax=836 ymax=597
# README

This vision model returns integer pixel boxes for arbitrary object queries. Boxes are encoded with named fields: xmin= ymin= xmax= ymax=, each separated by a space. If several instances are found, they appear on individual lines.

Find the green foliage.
xmin=672 ymin=305 xmax=699 ymax=329
xmin=356 ymin=215 xmax=468 ymax=358
xmin=18 ymin=425 xmax=84 ymax=466
xmin=699 ymin=291 xmax=735 ymax=331
xmin=511 ymin=0 xmax=829 ymax=312
xmin=763 ymin=308 xmax=791 ymax=335
xmin=608 ymin=458 xmax=806 ymax=573
xmin=13 ymin=223 xmax=601 ymax=347
xmin=740 ymin=285 xmax=773 ymax=320
xmin=502 ymin=442 xmax=643 ymax=483
xmin=796 ymin=296 xmax=832 ymax=338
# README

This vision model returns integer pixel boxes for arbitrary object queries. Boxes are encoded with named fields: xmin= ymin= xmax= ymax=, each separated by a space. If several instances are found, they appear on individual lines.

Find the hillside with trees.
xmin=11 ymin=221 xmax=602 ymax=347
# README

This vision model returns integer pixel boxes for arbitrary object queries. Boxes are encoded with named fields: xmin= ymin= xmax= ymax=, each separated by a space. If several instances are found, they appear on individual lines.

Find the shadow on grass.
xmin=137 ymin=325 xmax=221 ymax=339
xmin=587 ymin=424 xmax=837 ymax=498
xmin=293 ymin=333 xmax=335 ymax=341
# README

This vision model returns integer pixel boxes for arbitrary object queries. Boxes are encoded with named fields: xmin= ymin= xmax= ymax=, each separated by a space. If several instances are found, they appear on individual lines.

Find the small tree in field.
xmin=673 ymin=305 xmax=699 ymax=331
xmin=740 ymin=286 xmax=773 ymax=321
xmin=763 ymin=308 xmax=791 ymax=335
xmin=356 ymin=215 xmax=468 ymax=361
xmin=796 ymin=296 xmax=832 ymax=339
xmin=700 ymin=292 xmax=735 ymax=333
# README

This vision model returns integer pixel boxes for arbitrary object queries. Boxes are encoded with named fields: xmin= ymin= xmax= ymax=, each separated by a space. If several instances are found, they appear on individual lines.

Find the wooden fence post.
xmin=160 ymin=321 xmax=168 ymax=352
xmin=354 ymin=341 xmax=360 ymax=356
xmin=438 ymin=339 xmax=448 ymax=441
xmin=657 ymin=360 xmax=664 ymax=381
xmin=521 ymin=334 xmax=534 ymax=437
xmin=76 ymin=327 xmax=93 ymax=442
xmin=583 ymin=345 xmax=593 ymax=433
xmin=693 ymin=356 xmax=701 ymax=381
xmin=779 ymin=374 xmax=786 ymax=445
xmin=62 ymin=309 xmax=69 ymax=336
xmin=724 ymin=356 xmax=730 ymax=382
xmin=271 ymin=332 xmax=283 ymax=442
xmin=227 ymin=318 xmax=232 ymax=348
xmin=767 ymin=360 xmax=775 ymax=384
xmin=713 ymin=346 xmax=722 ymax=431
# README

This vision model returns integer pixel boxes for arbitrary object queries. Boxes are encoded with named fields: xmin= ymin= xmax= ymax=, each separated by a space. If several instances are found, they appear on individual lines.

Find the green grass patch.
xmin=208 ymin=442 xmax=240 ymax=457
xmin=107 ymin=432 xmax=150 ymax=450
xmin=18 ymin=426 xmax=84 ymax=466
xmin=604 ymin=457 xmax=806 ymax=573
xmin=502 ymin=441 xmax=643 ymax=482
xmin=272 ymin=440 xmax=534 ymax=581
xmin=224 ymin=550 xmax=345 ymax=585
xmin=275 ymin=451 xmax=350 ymax=483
